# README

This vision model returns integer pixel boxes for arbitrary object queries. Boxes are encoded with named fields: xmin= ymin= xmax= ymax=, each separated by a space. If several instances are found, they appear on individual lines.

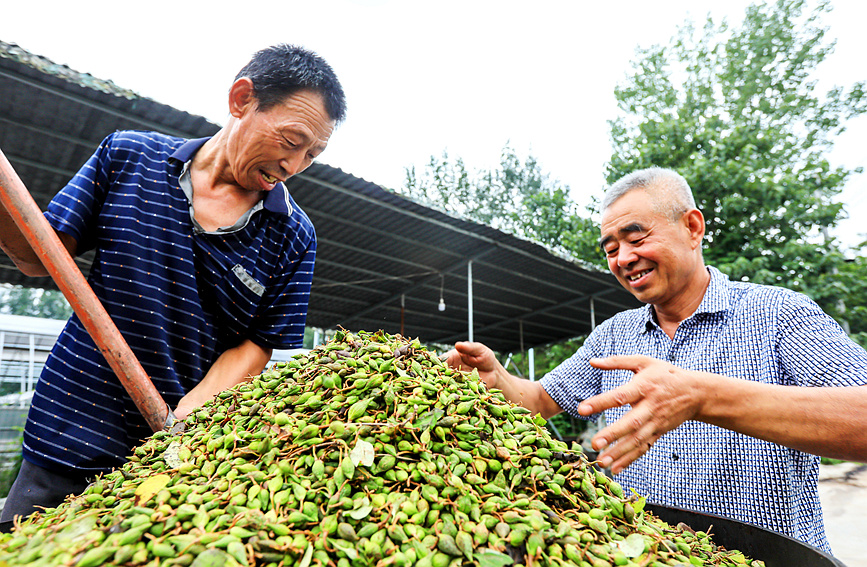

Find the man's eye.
xmin=604 ymin=248 xmax=617 ymax=257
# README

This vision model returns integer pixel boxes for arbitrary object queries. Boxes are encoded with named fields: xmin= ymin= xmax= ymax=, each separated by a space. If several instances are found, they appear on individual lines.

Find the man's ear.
xmin=684 ymin=208 xmax=706 ymax=249
xmin=228 ymin=77 xmax=256 ymax=119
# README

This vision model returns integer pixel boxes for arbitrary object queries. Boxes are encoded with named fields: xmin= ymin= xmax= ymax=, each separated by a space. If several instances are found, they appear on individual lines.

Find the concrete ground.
xmin=819 ymin=462 xmax=867 ymax=567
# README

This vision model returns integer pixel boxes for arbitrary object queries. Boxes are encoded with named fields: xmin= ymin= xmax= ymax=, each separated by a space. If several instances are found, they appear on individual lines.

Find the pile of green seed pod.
xmin=0 ymin=329 xmax=765 ymax=567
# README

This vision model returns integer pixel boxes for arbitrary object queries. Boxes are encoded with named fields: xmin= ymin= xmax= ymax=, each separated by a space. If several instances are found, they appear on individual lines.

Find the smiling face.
xmin=599 ymin=186 xmax=708 ymax=318
xmin=223 ymin=79 xmax=335 ymax=193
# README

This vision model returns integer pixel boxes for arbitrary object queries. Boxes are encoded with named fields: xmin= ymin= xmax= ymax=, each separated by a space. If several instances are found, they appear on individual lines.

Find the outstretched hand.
xmin=445 ymin=341 xmax=505 ymax=390
xmin=578 ymin=355 xmax=704 ymax=473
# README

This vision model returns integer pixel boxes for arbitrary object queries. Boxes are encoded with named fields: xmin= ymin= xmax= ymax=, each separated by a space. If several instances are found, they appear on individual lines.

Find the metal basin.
xmin=646 ymin=503 xmax=847 ymax=567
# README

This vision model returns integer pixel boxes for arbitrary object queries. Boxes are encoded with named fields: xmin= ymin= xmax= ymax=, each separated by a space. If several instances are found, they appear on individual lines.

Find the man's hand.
xmin=446 ymin=341 xmax=563 ymax=419
xmin=445 ymin=341 xmax=505 ymax=390
xmin=173 ymin=339 xmax=272 ymax=420
xmin=578 ymin=355 xmax=704 ymax=473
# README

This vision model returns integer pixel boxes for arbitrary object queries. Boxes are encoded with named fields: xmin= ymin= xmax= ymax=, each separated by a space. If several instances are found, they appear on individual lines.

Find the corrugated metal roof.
xmin=0 ymin=40 xmax=641 ymax=353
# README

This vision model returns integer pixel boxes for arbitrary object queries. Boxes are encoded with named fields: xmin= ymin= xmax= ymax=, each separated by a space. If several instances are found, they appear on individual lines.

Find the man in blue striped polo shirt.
xmin=0 ymin=44 xmax=346 ymax=526
xmin=447 ymin=167 xmax=867 ymax=552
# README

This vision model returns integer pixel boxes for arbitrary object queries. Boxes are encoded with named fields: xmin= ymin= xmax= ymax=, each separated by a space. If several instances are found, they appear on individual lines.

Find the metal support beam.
xmin=590 ymin=296 xmax=596 ymax=331
xmin=28 ymin=333 xmax=35 ymax=392
xmin=529 ymin=348 xmax=535 ymax=382
xmin=467 ymin=260 xmax=474 ymax=342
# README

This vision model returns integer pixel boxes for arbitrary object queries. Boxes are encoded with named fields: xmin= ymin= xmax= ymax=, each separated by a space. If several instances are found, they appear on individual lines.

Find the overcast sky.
xmin=2 ymin=0 xmax=865 ymax=249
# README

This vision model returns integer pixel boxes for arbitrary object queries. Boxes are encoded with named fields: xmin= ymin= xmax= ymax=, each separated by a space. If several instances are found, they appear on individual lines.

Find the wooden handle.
xmin=0 ymin=147 xmax=171 ymax=432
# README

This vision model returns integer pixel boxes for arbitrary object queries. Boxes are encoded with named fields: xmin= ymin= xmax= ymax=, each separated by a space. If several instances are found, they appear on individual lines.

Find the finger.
xmin=593 ymin=414 xmax=659 ymax=472
xmin=444 ymin=349 xmax=463 ymax=369
xmin=578 ymin=384 xmax=642 ymax=416
xmin=606 ymin=441 xmax=655 ymax=474
xmin=588 ymin=354 xmax=649 ymax=372
xmin=591 ymin=405 xmax=655 ymax=450
xmin=173 ymin=405 xmax=191 ymax=420
xmin=454 ymin=341 xmax=488 ymax=359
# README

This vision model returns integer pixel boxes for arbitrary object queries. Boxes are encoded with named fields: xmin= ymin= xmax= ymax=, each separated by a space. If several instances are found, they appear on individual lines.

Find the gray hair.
xmin=603 ymin=167 xmax=697 ymax=221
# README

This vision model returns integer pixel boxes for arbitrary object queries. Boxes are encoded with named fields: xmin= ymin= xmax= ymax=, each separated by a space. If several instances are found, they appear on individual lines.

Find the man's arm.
xmin=446 ymin=341 xmax=562 ymax=418
xmin=0 ymin=202 xmax=78 ymax=276
xmin=579 ymin=355 xmax=867 ymax=473
xmin=173 ymin=339 xmax=273 ymax=419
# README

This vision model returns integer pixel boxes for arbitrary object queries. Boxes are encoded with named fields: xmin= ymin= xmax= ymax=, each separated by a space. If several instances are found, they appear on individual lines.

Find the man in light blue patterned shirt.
xmin=447 ymin=167 xmax=867 ymax=552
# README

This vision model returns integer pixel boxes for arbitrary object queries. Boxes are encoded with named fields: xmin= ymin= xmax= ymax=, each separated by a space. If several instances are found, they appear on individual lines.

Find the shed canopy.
xmin=0 ymin=41 xmax=641 ymax=353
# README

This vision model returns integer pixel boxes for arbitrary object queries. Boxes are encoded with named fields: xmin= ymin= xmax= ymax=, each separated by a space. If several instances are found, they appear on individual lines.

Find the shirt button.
xmin=671 ymin=453 xmax=679 ymax=461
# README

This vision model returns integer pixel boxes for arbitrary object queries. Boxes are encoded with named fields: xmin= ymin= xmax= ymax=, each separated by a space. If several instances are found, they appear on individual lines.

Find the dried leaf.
xmin=163 ymin=441 xmax=184 ymax=469
xmin=350 ymin=439 xmax=375 ymax=467
xmin=134 ymin=473 xmax=171 ymax=505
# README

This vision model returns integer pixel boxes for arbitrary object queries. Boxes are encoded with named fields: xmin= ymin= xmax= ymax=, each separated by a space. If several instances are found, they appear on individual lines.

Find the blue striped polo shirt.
xmin=541 ymin=266 xmax=867 ymax=552
xmin=23 ymin=131 xmax=316 ymax=473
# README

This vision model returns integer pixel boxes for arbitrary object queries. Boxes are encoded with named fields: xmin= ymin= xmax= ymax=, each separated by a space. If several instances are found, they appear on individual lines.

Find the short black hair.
xmin=235 ymin=44 xmax=347 ymax=124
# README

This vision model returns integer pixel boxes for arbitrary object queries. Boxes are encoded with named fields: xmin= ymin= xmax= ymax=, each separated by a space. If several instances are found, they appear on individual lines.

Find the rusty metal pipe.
xmin=0 ymin=147 xmax=171 ymax=432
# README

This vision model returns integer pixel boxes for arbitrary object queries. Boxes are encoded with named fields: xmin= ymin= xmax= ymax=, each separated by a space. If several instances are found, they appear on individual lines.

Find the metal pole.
xmin=590 ymin=296 xmax=596 ymax=331
xmin=467 ymin=260 xmax=474 ymax=342
xmin=529 ymin=348 xmax=535 ymax=381
xmin=0 ymin=331 xmax=4 ymax=386
xmin=28 ymin=333 xmax=35 ymax=392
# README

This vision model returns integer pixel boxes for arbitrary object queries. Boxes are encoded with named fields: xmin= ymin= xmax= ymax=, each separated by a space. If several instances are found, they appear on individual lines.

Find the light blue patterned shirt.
xmin=541 ymin=266 xmax=867 ymax=552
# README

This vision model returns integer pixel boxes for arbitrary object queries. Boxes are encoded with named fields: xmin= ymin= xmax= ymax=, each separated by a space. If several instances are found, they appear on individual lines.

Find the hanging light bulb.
xmin=438 ymin=273 xmax=446 ymax=311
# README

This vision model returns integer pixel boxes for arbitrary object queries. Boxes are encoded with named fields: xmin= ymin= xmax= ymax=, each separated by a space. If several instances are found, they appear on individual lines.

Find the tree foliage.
xmin=0 ymin=285 xmax=72 ymax=320
xmin=403 ymin=146 xmax=603 ymax=267
xmin=606 ymin=0 xmax=867 ymax=325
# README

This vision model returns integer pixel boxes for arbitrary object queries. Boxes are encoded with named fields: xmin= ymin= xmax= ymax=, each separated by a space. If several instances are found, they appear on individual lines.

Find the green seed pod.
xmin=436 ymin=534 xmax=462 ymax=557
xmin=455 ymin=530 xmax=474 ymax=559
xmin=76 ymin=546 xmax=119 ymax=567
xmin=226 ymin=541 xmax=249 ymax=566
xmin=338 ymin=523 xmax=358 ymax=542
xmin=526 ymin=531 xmax=545 ymax=558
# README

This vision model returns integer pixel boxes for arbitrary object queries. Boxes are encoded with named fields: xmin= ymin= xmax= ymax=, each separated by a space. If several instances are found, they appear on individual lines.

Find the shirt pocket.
xmin=214 ymin=264 xmax=266 ymax=337
xmin=232 ymin=264 xmax=265 ymax=297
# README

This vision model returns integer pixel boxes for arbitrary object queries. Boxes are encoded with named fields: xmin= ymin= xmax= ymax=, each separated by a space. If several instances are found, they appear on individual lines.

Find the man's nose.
xmin=616 ymin=244 xmax=638 ymax=267
xmin=280 ymin=154 xmax=307 ymax=179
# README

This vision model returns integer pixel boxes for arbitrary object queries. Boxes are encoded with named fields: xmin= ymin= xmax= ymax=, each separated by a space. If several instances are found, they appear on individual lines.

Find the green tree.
xmin=833 ymin=251 xmax=867 ymax=348
xmin=606 ymin=0 xmax=867 ymax=324
xmin=0 ymin=285 xmax=72 ymax=320
xmin=403 ymin=146 xmax=603 ymax=267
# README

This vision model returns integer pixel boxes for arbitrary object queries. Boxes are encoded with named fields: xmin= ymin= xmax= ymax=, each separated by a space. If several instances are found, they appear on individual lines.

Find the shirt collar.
xmin=639 ymin=266 xmax=730 ymax=333
xmin=170 ymin=137 xmax=294 ymax=217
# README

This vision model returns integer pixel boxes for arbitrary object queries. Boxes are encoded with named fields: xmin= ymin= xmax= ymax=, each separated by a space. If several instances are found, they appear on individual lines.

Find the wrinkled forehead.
xmin=604 ymin=183 xmax=685 ymax=224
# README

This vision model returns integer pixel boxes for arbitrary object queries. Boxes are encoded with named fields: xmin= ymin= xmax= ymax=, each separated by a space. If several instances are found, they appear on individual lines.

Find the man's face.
xmin=227 ymin=87 xmax=335 ymax=193
xmin=599 ymin=188 xmax=699 ymax=309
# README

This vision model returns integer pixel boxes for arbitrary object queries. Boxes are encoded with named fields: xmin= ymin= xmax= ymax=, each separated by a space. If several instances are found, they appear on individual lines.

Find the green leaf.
xmin=476 ymin=549 xmax=514 ymax=567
